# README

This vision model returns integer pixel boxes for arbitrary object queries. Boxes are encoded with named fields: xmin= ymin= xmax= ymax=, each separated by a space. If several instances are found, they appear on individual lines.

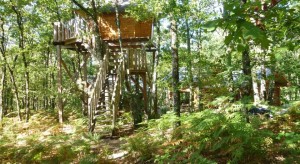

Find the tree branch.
xmin=71 ymin=0 xmax=94 ymax=20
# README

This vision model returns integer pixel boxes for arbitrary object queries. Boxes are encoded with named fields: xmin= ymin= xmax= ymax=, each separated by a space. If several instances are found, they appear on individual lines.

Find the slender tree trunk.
xmin=0 ymin=20 xmax=5 ymax=123
xmin=0 ymin=20 xmax=21 ymax=120
xmin=267 ymin=53 xmax=276 ymax=104
xmin=115 ymin=0 xmax=123 ymax=52
xmin=152 ymin=20 xmax=161 ymax=118
xmin=242 ymin=48 xmax=253 ymax=99
xmin=111 ymin=0 xmax=125 ymax=134
xmin=185 ymin=19 xmax=194 ymax=112
xmin=171 ymin=17 xmax=180 ymax=126
xmin=132 ymin=75 xmax=143 ymax=128
xmin=296 ymin=77 xmax=299 ymax=100
xmin=45 ymin=47 xmax=50 ymax=109
xmin=0 ymin=66 xmax=5 ymax=124
xmin=288 ymin=74 xmax=292 ymax=100
xmin=51 ymin=71 xmax=56 ymax=110
xmin=57 ymin=45 xmax=63 ymax=123
xmin=11 ymin=4 xmax=30 ymax=121
xmin=8 ymin=67 xmax=21 ymax=120
xmin=196 ymin=30 xmax=203 ymax=111
xmin=82 ymin=53 xmax=88 ymax=116
xmin=24 ymin=56 xmax=30 ymax=121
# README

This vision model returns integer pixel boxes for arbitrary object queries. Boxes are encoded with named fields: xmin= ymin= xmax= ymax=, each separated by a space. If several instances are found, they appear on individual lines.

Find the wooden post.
xmin=82 ymin=53 xmax=88 ymax=115
xmin=57 ymin=45 xmax=63 ymax=123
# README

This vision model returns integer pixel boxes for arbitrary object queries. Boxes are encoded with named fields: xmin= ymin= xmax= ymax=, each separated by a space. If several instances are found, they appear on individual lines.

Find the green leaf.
xmin=236 ymin=20 xmax=270 ymax=49
xmin=224 ymin=34 xmax=233 ymax=45
xmin=203 ymin=20 xmax=220 ymax=32
xmin=237 ymin=44 xmax=246 ymax=52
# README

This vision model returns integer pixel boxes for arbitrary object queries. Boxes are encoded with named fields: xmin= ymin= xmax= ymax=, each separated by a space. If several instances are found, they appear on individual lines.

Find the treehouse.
xmin=72 ymin=5 xmax=153 ymax=50
xmin=254 ymin=71 xmax=289 ymax=106
xmin=53 ymin=3 xmax=155 ymax=132
xmin=234 ymin=68 xmax=289 ymax=106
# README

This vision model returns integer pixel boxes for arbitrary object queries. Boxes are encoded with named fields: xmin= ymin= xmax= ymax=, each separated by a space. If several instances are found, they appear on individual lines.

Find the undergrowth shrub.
xmin=184 ymin=110 xmax=273 ymax=163
xmin=126 ymin=131 xmax=161 ymax=162
xmin=126 ymin=110 xmax=276 ymax=163
xmin=267 ymin=101 xmax=300 ymax=162
xmin=0 ymin=111 xmax=109 ymax=163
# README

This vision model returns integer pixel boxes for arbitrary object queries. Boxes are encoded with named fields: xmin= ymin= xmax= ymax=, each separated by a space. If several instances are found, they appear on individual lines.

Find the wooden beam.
xmin=105 ymin=37 xmax=150 ymax=43
xmin=129 ymin=76 xmax=143 ymax=91
xmin=60 ymin=59 xmax=76 ymax=83
xmin=129 ymin=69 xmax=147 ymax=74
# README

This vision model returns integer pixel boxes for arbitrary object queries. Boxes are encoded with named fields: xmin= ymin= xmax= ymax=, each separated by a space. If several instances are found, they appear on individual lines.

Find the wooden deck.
xmin=53 ymin=19 xmax=92 ymax=52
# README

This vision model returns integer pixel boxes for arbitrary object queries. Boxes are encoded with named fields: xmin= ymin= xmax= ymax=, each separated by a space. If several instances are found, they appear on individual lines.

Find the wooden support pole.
xmin=82 ymin=53 xmax=88 ymax=115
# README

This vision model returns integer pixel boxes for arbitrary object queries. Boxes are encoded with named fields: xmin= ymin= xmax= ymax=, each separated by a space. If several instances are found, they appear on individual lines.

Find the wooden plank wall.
xmin=99 ymin=14 xmax=152 ymax=41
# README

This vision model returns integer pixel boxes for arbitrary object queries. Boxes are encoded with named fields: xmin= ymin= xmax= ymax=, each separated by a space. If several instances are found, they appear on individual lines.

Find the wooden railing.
xmin=53 ymin=18 xmax=87 ymax=43
xmin=127 ymin=48 xmax=147 ymax=71
xmin=87 ymin=51 xmax=109 ymax=132
xmin=111 ymin=52 xmax=126 ymax=130
xmin=86 ymin=47 xmax=148 ymax=132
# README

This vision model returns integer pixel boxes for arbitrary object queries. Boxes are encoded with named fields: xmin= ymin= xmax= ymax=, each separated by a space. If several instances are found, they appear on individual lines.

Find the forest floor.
xmin=0 ymin=110 xmax=133 ymax=163
xmin=0 ymin=102 xmax=299 ymax=163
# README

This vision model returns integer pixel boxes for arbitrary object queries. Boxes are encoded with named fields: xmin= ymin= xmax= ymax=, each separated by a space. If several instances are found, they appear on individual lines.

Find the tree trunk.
xmin=111 ymin=0 xmax=123 ymax=134
xmin=57 ymin=45 xmax=63 ymax=123
xmin=12 ymin=4 xmax=30 ymax=121
xmin=196 ymin=30 xmax=203 ymax=111
xmin=185 ymin=19 xmax=194 ymax=112
xmin=242 ymin=48 xmax=253 ymax=100
xmin=170 ymin=17 xmax=180 ymax=126
xmin=24 ymin=56 xmax=30 ymax=121
xmin=82 ymin=53 xmax=88 ymax=116
xmin=296 ymin=77 xmax=300 ymax=100
xmin=151 ymin=20 xmax=161 ymax=118
xmin=8 ymin=67 xmax=21 ymax=121
xmin=1 ymin=16 xmax=22 ymax=121
xmin=0 ymin=20 xmax=5 ymax=123
xmin=51 ymin=71 xmax=56 ymax=110
xmin=267 ymin=53 xmax=276 ymax=104
xmin=0 ymin=66 xmax=5 ymax=124
xmin=132 ymin=75 xmax=143 ymax=128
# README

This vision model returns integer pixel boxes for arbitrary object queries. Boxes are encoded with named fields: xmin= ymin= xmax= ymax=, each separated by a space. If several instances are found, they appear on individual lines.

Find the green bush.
xmin=184 ymin=110 xmax=273 ymax=163
xmin=125 ymin=110 xmax=277 ymax=163
xmin=126 ymin=131 xmax=161 ymax=162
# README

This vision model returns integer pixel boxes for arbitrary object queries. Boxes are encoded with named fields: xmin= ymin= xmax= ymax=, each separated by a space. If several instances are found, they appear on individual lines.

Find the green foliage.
xmin=1 ymin=0 xmax=299 ymax=163
xmin=183 ymin=110 xmax=271 ymax=163
xmin=0 ymin=111 xmax=112 ymax=163
xmin=125 ymin=108 xmax=300 ymax=163
xmin=126 ymin=132 xmax=160 ymax=161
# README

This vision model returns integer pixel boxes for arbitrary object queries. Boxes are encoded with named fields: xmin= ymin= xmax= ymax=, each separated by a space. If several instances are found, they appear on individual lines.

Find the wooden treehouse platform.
xmin=53 ymin=5 xmax=155 ymax=132
xmin=53 ymin=19 xmax=93 ymax=52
